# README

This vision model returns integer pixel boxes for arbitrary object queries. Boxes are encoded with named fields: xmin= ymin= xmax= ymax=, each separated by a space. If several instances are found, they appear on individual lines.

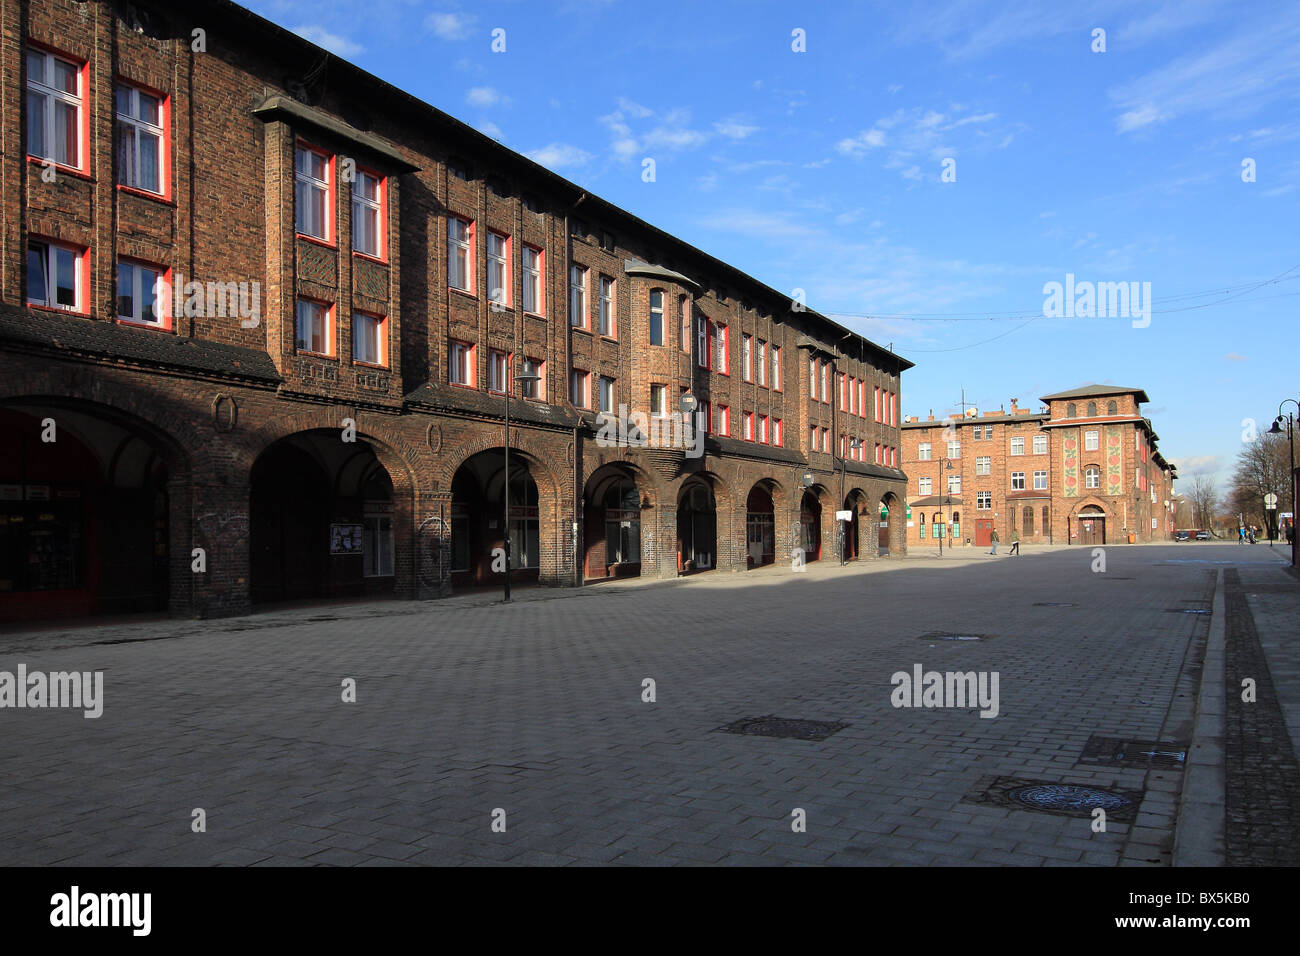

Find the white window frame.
xmin=26 ymin=48 xmax=82 ymax=170
xmin=570 ymin=368 xmax=589 ymax=407
xmin=487 ymin=232 xmax=509 ymax=309
xmin=947 ymin=475 xmax=961 ymax=494
xmin=919 ymin=476 xmax=932 ymax=495
xmin=1010 ymin=437 xmax=1025 ymax=456
xmin=295 ymin=299 xmax=332 ymax=355
xmin=649 ymin=383 xmax=666 ymax=417
xmin=1011 ymin=471 xmax=1026 ymax=490
xmin=351 ymin=169 xmax=383 ymax=258
xmin=353 ymin=312 xmax=385 ymax=365
xmin=917 ymin=442 xmax=931 ymax=461
xmin=1085 ymin=466 xmax=1101 ymax=489
xmin=1085 ymin=430 xmax=1100 ymax=452
xmin=450 ymin=340 xmax=475 ymax=386
xmin=648 ymin=289 xmax=663 ymax=346
xmin=599 ymin=275 xmax=615 ymax=336
xmin=27 ymin=239 xmax=84 ymax=313
xmin=715 ymin=324 xmax=728 ymax=373
xmin=116 ymin=83 xmax=164 ymax=194
xmin=448 ymin=217 xmax=472 ymax=292
xmin=116 ymin=259 xmax=162 ymax=325
xmin=947 ymin=440 xmax=961 ymax=459
xmin=697 ymin=316 xmax=709 ymax=367
xmin=522 ymin=246 xmax=542 ymax=315
xmin=570 ymin=265 xmax=588 ymax=328
xmin=1033 ymin=470 xmax=1048 ymax=491
xmin=295 ymin=145 xmax=331 ymax=241
xmin=1032 ymin=434 xmax=1048 ymax=455
xmin=976 ymin=456 xmax=991 ymax=476
xmin=977 ymin=491 xmax=992 ymax=510
xmin=488 ymin=349 xmax=508 ymax=392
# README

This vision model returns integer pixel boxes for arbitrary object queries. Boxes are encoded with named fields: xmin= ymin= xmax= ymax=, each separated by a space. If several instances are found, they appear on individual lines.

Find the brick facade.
xmin=901 ymin=387 xmax=1177 ymax=549
xmin=0 ymin=0 xmax=911 ymax=621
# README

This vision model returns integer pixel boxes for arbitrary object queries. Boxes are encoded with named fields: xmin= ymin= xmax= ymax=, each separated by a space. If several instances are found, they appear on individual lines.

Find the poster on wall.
xmin=330 ymin=523 xmax=364 ymax=554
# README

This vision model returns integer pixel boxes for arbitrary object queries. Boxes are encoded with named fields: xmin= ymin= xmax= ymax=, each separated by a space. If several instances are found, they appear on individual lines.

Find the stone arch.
xmin=583 ymin=461 xmax=652 ymax=579
xmin=879 ymin=490 xmax=905 ymax=556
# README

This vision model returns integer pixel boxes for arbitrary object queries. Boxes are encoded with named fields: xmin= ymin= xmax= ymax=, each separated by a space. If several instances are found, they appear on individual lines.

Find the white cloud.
xmin=714 ymin=119 xmax=759 ymax=139
xmin=426 ymin=12 xmax=477 ymax=41
xmin=526 ymin=143 xmax=592 ymax=169
xmin=1224 ymin=353 xmax=1248 ymax=362
xmin=836 ymin=128 xmax=887 ymax=156
xmin=292 ymin=25 xmax=363 ymax=57
xmin=467 ymin=86 xmax=506 ymax=108
xmin=1110 ymin=16 xmax=1300 ymax=132
xmin=477 ymin=121 xmax=503 ymax=140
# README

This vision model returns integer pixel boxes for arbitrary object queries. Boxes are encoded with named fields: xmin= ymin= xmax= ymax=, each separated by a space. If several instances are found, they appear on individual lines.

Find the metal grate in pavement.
xmin=716 ymin=716 xmax=849 ymax=741
xmin=1078 ymin=734 xmax=1187 ymax=769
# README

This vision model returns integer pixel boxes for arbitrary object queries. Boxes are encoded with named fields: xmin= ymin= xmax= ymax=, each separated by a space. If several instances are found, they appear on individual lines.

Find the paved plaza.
xmin=1 ymin=541 xmax=1296 ymax=866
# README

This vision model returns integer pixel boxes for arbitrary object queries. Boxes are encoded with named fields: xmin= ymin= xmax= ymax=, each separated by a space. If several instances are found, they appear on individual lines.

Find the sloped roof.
xmin=1040 ymin=384 xmax=1150 ymax=403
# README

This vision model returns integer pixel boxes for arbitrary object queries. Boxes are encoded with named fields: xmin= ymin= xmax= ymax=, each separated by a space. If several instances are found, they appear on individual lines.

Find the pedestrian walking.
xmin=1238 ymin=526 xmax=1246 ymax=544
xmin=1008 ymin=529 xmax=1020 ymax=555
xmin=989 ymin=529 xmax=999 ymax=555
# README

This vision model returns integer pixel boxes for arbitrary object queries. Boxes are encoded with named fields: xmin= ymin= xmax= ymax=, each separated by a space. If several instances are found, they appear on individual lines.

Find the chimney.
xmin=1010 ymin=398 xmax=1019 ymax=413
xmin=928 ymin=409 xmax=934 ymax=421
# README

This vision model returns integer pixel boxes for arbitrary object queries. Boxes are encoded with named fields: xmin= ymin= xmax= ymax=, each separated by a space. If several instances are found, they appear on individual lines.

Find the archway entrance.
xmin=0 ymin=404 xmax=175 ymax=620
xmin=746 ymin=483 xmax=776 ymax=568
xmin=800 ymin=490 xmax=822 ymax=562
xmin=450 ymin=450 xmax=541 ymax=589
xmin=584 ymin=466 xmax=643 ymax=580
xmin=250 ymin=432 xmax=395 ymax=603
xmin=1077 ymin=506 xmax=1106 ymax=545
xmin=677 ymin=479 xmax=716 ymax=573
xmin=843 ymin=490 xmax=867 ymax=561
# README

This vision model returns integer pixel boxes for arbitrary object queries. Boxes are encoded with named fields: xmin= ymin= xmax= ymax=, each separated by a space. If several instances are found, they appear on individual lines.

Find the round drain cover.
xmin=1007 ymin=784 xmax=1133 ymax=813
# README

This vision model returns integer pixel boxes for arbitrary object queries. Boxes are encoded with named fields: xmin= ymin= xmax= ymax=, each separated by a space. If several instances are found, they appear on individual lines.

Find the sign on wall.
xmin=330 ymin=523 xmax=364 ymax=554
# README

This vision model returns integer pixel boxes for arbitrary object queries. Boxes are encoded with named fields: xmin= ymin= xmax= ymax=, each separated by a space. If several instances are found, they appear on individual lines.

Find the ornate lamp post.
xmin=502 ymin=357 xmax=541 ymax=603
xmin=937 ymin=458 xmax=953 ymax=557
xmin=1267 ymin=399 xmax=1298 ymax=567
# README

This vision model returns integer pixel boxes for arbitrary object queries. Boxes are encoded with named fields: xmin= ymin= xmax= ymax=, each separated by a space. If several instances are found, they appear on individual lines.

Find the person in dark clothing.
xmin=989 ymin=529 xmax=999 ymax=555
xmin=1008 ymin=529 xmax=1020 ymax=555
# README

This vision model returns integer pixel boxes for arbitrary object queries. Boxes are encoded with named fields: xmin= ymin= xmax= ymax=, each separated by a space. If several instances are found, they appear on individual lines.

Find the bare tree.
xmin=1186 ymin=477 xmax=1218 ymax=532
xmin=1228 ymin=433 xmax=1292 ymax=536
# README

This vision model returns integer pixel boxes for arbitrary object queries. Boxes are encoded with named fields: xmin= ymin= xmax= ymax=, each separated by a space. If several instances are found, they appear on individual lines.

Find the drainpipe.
xmin=565 ymin=192 xmax=587 ymax=587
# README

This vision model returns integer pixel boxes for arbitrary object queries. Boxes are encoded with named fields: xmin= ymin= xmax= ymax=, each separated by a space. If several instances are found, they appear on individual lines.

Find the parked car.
xmin=1194 ymin=530 xmax=1211 ymax=540
xmin=1174 ymin=531 xmax=1191 ymax=541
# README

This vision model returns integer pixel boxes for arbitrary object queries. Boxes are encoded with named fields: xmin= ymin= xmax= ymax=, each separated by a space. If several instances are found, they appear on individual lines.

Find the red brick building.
xmin=0 ymin=0 xmax=911 ymax=621
xmin=901 ymin=385 xmax=1177 ymax=548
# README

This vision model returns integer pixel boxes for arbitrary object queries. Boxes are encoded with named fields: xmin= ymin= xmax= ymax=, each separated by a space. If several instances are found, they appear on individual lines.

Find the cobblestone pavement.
xmin=1222 ymin=562 xmax=1300 ymax=864
xmin=0 ymin=542 xmax=1291 ymax=866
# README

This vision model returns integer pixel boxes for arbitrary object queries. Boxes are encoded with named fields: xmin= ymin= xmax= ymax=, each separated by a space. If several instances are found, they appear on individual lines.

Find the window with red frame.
xmin=449 ymin=340 xmax=475 ymax=386
xmin=26 ymin=47 xmax=83 ymax=171
xmin=27 ymin=239 xmax=84 ymax=313
xmin=295 ymin=298 xmax=332 ymax=355
xmin=353 ymin=311 xmax=386 ymax=365
xmin=743 ymin=411 xmax=754 ymax=441
xmin=352 ymin=169 xmax=384 ymax=258
xmin=116 ymin=259 xmax=167 ymax=326
xmin=295 ymin=145 xmax=331 ymax=242
xmin=774 ymin=419 xmax=783 ymax=446
xmin=116 ymin=83 xmax=166 ymax=195
xmin=715 ymin=323 xmax=729 ymax=373
xmin=772 ymin=346 xmax=782 ymax=390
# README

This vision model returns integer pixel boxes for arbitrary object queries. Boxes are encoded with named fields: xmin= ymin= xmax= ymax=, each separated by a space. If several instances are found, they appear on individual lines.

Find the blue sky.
xmin=247 ymin=0 xmax=1300 ymax=493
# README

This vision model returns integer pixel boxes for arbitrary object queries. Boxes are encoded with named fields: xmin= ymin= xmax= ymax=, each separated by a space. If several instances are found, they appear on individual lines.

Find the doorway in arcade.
xmin=449 ymin=450 xmax=541 ymax=589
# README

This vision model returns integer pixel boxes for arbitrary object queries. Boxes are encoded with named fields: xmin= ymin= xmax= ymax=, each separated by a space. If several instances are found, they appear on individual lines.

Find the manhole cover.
xmin=962 ymin=775 xmax=1141 ymax=822
xmin=1079 ymin=735 xmax=1187 ymax=769
xmin=717 ymin=716 xmax=849 ymax=741
xmin=1033 ymin=602 xmax=1076 ymax=607
xmin=1008 ymin=784 xmax=1134 ymax=814
xmin=919 ymin=631 xmax=988 ymax=641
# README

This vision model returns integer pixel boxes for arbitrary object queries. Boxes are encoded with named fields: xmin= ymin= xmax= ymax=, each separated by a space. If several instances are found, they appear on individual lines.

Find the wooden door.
xmin=974 ymin=519 xmax=993 ymax=547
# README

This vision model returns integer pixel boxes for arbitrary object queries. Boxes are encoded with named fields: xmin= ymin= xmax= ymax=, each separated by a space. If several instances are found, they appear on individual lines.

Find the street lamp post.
xmin=839 ymin=437 xmax=862 ymax=565
xmin=1268 ymin=399 xmax=1298 ymax=568
xmin=937 ymin=458 xmax=953 ymax=557
xmin=502 ymin=357 xmax=541 ymax=603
